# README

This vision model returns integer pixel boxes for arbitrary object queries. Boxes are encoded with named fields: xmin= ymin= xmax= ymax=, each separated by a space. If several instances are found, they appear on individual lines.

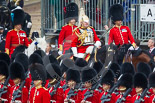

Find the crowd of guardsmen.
xmin=0 ymin=51 xmax=155 ymax=103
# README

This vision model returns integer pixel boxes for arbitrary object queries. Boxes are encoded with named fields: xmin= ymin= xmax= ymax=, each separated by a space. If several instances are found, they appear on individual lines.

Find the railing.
xmin=41 ymin=0 xmax=155 ymax=45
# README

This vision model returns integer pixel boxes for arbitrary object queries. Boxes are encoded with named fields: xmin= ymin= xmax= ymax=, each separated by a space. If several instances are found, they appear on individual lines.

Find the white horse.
xmin=25 ymin=36 xmax=47 ymax=57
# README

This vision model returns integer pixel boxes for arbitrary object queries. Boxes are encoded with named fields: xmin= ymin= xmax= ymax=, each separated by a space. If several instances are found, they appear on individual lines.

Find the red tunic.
xmin=58 ymin=24 xmax=77 ymax=54
xmin=81 ymin=89 xmax=100 ymax=103
xmin=8 ymin=85 xmax=28 ymax=103
xmin=114 ymin=93 xmax=132 ymax=103
xmin=108 ymin=26 xmax=135 ymax=46
xmin=5 ymin=29 xmax=29 ymax=56
xmin=132 ymin=94 xmax=149 ymax=103
xmin=48 ymin=86 xmax=64 ymax=103
xmin=25 ymin=73 xmax=32 ymax=90
xmin=0 ymin=84 xmax=10 ymax=103
xmin=60 ymin=80 xmax=66 ymax=87
xmin=148 ymin=94 xmax=155 ymax=103
xmin=64 ymin=88 xmax=83 ymax=103
xmin=99 ymin=91 xmax=116 ymax=103
xmin=29 ymin=87 xmax=51 ymax=103
xmin=71 ymin=27 xmax=100 ymax=53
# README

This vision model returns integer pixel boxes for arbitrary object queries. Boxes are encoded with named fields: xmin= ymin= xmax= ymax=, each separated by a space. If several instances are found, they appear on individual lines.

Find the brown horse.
xmin=124 ymin=50 xmax=155 ymax=71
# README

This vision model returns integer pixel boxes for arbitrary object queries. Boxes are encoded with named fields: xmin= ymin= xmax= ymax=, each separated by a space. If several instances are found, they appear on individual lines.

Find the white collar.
xmin=150 ymin=47 xmax=155 ymax=52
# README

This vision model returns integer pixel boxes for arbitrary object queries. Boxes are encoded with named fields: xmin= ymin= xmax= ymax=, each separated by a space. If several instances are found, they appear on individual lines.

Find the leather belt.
xmin=11 ymin=44 xmax=22 ymax=47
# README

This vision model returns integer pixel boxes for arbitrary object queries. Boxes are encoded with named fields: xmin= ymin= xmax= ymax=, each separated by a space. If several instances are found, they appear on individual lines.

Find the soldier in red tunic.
xmin=81 ymin=67 xmax=100 ymax=103
xmin=132 ymin=73 xmax=149 ymax=103
xmin=148 ymin=72 xmax=155 ymax=103
xmin=64 ymin=68 xmax=83 ymax=103
xmin=8 ymin=62 xmax=29 ymax=103
xmin=114 ymin=73 xmax=133 ymax=103
xmin=0 ymin=61 xmax=10 ymax=103
xmin=108 ymin=4 xmax=136 ymax=47
xmin=71 ymin=15 xmax=101 ymax=59
xmin=29 ymin=63 xmax=50 ymax=103
xmin=5 ymin=7 xmax=29 ymax=57
xmin=58 ymin=3 xmax=78 ymax=55
xmin=46 ymin=63 xmax=64 ymax=103
xmin=100 ymin=69 xmax=116 ymax=103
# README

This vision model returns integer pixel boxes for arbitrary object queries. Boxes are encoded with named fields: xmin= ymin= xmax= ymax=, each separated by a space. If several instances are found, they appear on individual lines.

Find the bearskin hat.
xmin=137 ymin=62 xmax=151 ymax=78
xmin=109 ymin=4 xmax=124 ymax=23
xmin=121 ymin=62 xmax=135 ymax=75
xmin=11 ymin=45 xmax=27 ymax=62
xmin=119 ymin=73 xmax=133 ymax=89
xmin=46 ymin=63 xmax=62 ymax=81
xmin=65 ymin=2 xmax=78 ymax=23
xmin=75 ymin=58 xmax=88 ymax=71
xmin=11 ymin=6 xmax=25 ymax=26
xmin=33 ymin=49 xmax=46 ymax=58
xmin=93 ymin=60 xmax=103 ymax=74
xmin=149 ymin=72 xmax=155 ymax=88
xmin=0 ymin=53 xmax=10 ymax=65
xmin=134 ymin=73 xmax=148 ymax=89
xmin=101 ymin=69 xmax=115 ymax=86
xmin=29 ymin=53 xmax=43 ymax=65
xmin=66 ymin=68 xmax=80 ymax=83
xmin=9 ymin=62 xmax=25 ymax=80
xmin=49 ymin=55 xmax=59 ymax=65
xmin=0 ymin=60 xmax=8 ymax=78
xmin=30 ymin=63 xmax=46 ymax=83
xmin=82 ymin=67 xmax=97 ymax=83
xmin=109 ymin=63 xmax=121 ymax=79
xmin=15 ymin=53 xmax=29 ymax=72
xmin=60 ymin=58 xmax=74 ymax=74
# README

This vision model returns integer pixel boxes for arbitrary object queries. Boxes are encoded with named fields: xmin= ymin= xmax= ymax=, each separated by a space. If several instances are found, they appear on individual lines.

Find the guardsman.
xmin=108 ymin=4 xmax=136 ymax=47
xmin=8 ymin=62 xmax=28 ymax=103
xmin=81 ymin=67 xmax=100 ymax=103
xmin=0 ymin=60 xmax=10 ymax=103
xmin=100 ymin=69 xmax=116 ymax=103
xmin=58 ymin=2 xmax=78 ymax=55
xmin=132 ymin=73 xmax=149 ymax=103
xmin=29 ymin=63 xmax=50 ymax=103
xmin=64 ymin=68 xmax=82 ymax=103
xmin=46 ymin=63 xmax=64 ymax=103
xmin=114 ymin=73 xmax=133 ymax=103
xmin=148 ymin=72 xmax=155 ymax=103
xmin=14 ymin=53 xmax=31 ymax=90
xmin=5 ymin=7 xmax=29 ymax=57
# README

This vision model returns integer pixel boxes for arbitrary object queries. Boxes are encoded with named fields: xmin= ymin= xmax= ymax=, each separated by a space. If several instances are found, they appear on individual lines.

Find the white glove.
xmin=128 ymin=46 xmax=135 ymax=51
xmin=58 ymin=51 xmax=63 ymax=55
xmin=94 ymin=41 xmax=101 ymax=48
xmin=71 ymin=47 xmax=78 ymax=57
xmin=86 ymin=46 xmax=94 ymax=54
xmin=27 ymin=22 xmax=32 ymax=28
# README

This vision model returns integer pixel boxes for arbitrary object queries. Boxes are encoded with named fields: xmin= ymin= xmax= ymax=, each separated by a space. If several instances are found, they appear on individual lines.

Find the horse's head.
xmin=96 ymin=43 xmax=118 ymax=65
xmin=26 ymin=36 xmax=47 ymax=57
xmin=34 ymin=36 xmax=47 ymax=52
xmin=0 ymin=6 xmax=11 ymax=28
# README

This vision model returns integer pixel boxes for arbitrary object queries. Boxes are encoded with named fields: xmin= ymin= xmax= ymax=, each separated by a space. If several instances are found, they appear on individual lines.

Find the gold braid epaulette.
xmin=73 ymin=27 xmax=87 ymax=47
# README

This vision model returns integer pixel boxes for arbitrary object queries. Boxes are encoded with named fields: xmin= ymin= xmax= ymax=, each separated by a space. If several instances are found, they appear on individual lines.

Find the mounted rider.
xmin=71 ymin=13 xmax=101 ymax=60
